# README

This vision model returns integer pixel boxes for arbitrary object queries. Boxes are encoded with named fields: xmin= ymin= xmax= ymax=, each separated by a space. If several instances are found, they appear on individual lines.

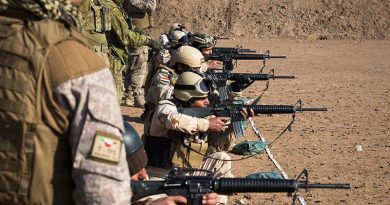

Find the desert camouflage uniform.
xmin=105 ymin=0 xmax=152 ymax=102
xmin=124 ymin=0 xmax=157 ymax=107
xmin=0 ymin=2 xmax=130 ymax=203
xmin=144 ymin=100 xmax=231 ymax=204
xmin=60 ymin=70 xmax=131 ymax=205
xmin=145 ymin=100 xmax=233 ymax=176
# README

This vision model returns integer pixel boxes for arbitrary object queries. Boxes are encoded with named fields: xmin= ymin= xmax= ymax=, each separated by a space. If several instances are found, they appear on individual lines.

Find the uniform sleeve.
xmin=145 ymin=69 xmax=174 ymax=108
xmin=129 ymin=0 xmax=157 ymax=14
xmin=54 ymin=68 xmax=131 ymax=205
xmin=111 ymin=7 xmax=150 ymax=48
xmin=156 ymin=101 xmax=209 ymax=134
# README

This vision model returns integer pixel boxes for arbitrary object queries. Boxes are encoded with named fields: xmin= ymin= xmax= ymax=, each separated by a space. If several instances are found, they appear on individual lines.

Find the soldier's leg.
xmin=109 ymin=56 xmax=125 ymax=103
xmin=126 ymin=46 xmax=149 ymax=108
xmin=201 ymin=151 xmax=232 ymax=205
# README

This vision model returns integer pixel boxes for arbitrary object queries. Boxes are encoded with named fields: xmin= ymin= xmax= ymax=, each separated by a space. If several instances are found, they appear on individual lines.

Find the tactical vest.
xmin=125 ymin=0 xmax=154 ymax=31
xmin=0 ymin=14 xmax=105 ymax=204
xmin=80 ymin=0 xmax=111 ymax=54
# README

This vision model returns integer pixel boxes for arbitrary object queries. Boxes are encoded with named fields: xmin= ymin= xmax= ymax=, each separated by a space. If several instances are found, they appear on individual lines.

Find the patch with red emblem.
xmin=91 ymin=131 xmax=122 ymax=163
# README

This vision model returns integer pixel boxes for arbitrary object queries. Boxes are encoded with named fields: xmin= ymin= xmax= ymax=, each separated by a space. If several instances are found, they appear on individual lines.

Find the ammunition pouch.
xmin=82 ymin=0 xmax=111 ymax=32
xmin=171 ymin=140 xmax=208 ymax=169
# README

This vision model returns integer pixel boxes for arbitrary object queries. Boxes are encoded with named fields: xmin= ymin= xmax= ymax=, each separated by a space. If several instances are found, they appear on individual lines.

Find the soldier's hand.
xmin=208 ymin=117 xmax=229 ymax=131
xmin=240 ymin=108 xmax=255 ymax=119
xmin=202 ymin=193 xmax=218 ymax=205
xmin=149 ymin=196 xmax=187 ymax=205
xmin=206 ymin=60 xmax=222 ymax=69
xmin=148 ymin=39 xmax=163 ymax=51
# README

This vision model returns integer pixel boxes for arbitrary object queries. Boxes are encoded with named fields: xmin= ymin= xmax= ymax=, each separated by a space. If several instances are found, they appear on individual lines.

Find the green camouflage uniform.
xmin=105 ymin=0 xmax=151 ymax=102
xmin=79 ymin=0 xmax=112 ymax=65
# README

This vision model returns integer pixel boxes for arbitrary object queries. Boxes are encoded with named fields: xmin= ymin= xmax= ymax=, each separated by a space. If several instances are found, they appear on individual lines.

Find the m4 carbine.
xmin=209 ymin=50 xmax=286 ymax=71
xmin=206 ymin=69 xmax=295 ymax=101
xmin=178 ymin=100 xmax=326 ymax=137
xmin=131 ymin=167 xmax=350 ymax=205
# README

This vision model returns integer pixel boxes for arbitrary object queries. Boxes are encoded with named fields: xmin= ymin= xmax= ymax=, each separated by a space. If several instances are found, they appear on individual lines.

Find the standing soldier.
xmin=0 ymin=0 xmax=131 ymax=204
xmin=79 ymin=0 xmax=161 ymax=103
xmin=123 ymin=0 xmax=157 ymax=108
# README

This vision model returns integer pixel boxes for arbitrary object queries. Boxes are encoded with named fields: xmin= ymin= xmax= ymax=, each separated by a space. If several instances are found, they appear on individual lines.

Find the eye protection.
xmin=174 ymin=78 xmax=210 ymax=95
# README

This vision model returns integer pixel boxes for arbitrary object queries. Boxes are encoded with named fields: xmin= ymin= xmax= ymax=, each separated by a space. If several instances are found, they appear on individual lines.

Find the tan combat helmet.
xmin=168 ymin=23 xmax=187 ymax=35
xmin=169 ymin=45 xmax=204 ymax=69
xmin=174 ymin=72 xmax=209 ymax=102
xmin=168 ymin=23 xmax=190 ymax=46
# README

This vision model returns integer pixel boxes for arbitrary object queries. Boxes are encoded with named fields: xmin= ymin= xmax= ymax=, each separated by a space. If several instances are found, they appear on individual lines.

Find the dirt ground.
xmin=121 ymin=39 xmax=390 ymax=204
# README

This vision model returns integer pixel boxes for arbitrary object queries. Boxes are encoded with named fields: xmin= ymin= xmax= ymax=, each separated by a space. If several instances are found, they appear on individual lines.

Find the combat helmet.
xmin=169 ymin=45 xmax=204 ymax=71
xmin=173 ymin=72 xmax=209 ymax=102
xmin=122 ymin=121 xmax=147 ymax=175
xmin=168 ymin=23 xmax=191 ymax=46
xmin=190 ymin=33 xmax=216 ymax=52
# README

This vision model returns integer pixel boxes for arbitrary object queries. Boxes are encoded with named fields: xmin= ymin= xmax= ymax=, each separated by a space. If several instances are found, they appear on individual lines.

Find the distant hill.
xmin=151 ymin=0 xmax=390 ymax=39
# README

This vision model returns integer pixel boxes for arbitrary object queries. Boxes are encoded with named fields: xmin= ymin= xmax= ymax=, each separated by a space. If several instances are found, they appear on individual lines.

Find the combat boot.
xmin=124 ymin=96 xmax=134 ymax=107
xmin=134 ymin=97 xmax=145 ymax=108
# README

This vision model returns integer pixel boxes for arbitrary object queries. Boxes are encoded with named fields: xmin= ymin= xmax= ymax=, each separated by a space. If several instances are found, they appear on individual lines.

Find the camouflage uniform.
xmin=105 ymin=0 xmax=152 ymax=103
xmin=124 ymin=0 xmax=157 ymax=107
xmin=79 ymin=0 xmax=111 ymax=65
xmin=0 ymin=1 xmax=130 ymax=204
xmin=145 ymin=100 xmax=232 ymax=176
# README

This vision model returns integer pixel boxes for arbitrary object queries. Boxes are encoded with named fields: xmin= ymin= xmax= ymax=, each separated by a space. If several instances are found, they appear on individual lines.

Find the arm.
xmin=54 ymin=69 xmax=131 ymax=205
xmin=156 ymin=101 xmax=210 ymax=135
xmin=110 ymin=6 xmax=151 ymax=48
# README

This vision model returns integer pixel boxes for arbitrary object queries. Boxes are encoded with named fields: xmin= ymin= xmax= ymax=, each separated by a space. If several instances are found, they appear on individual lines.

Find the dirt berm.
xmin=152 ymin=0 xmax=390 ymax=39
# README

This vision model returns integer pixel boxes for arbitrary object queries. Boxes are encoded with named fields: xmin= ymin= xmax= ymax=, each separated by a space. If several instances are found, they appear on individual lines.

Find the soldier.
xmin=190 ymin=33 xmax=223 ymax=70
xmin=123 ymin=0 xmax=157 ymax=108
xmin=104 ymin=0 xmax=162 ymax=103
xmin=145 ymin=45 xmax=205 ymax=113
xmin=123 ymin=121 xmax=219 ymax=205
xmin=144 ymin=72 xmax=229 ymax=170
xmin=144 ymin=72 xmax=251 ymax=204
xmin=144 ymin=22 xmax=190 ymax=95
xmin=0 ymin=0 xmax=131 ymax=204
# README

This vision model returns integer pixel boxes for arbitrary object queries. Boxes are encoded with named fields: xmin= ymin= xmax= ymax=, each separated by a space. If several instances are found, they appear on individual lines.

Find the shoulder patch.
xmin=158 ymin=71 xmax=171 ymax=85
xmin=91 ymin=131 xmax=122 ymax=163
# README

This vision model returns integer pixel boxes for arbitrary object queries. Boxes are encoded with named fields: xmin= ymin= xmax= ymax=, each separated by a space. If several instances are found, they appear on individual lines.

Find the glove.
xmin=231 ymin=74 xmax=252 ymax=91
xmin=148 ymin=39 xmax=163 ymax=51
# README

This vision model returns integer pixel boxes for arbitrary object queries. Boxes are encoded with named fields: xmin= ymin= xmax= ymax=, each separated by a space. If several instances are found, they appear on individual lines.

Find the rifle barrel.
xmin=271 ymin=75 xmax=296 ymax=79
xmin=302 ymin=183 xmax=351 ymax=189
xmin=233 ymin=54 xmax=287 ymax=60
xmin=300 ymin=108 xmax=328 ymax=112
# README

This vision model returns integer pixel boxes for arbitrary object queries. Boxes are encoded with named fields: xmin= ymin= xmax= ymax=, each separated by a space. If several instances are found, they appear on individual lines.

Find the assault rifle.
xmin=131 ymin=167 xmax=350 ymax=205
xmin=212 ymin=46 xmax=256 ymax=54
xmin=178 ymin=100 xmax=326 ymax=137
xmin=206 ymin=69 xmax=295 ymax=100
xmin=209 ymin=50 xmax=286 ymax=72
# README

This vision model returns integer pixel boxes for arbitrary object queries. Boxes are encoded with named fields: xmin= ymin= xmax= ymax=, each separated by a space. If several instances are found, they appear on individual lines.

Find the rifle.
xmin=131 ymin=167 xmax=350 ymax=205
xmin=212 ymin=46 xmax=256 ymax=54
xmin=209 ymin=50 xmax=286 ymax=71
xmin=213 ymin=36 xmax=230 ymax=40
xmin=206 ymin=69 xmax=295 ymax=101
xmin=178 ymin=100 xmax=326 ymax=137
